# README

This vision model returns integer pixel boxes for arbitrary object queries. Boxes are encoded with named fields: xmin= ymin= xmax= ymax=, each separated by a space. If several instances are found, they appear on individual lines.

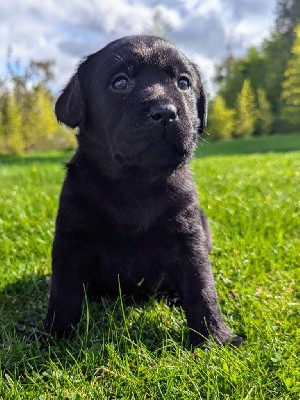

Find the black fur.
xmin=44 ymin=35 xmax=243 ymax=347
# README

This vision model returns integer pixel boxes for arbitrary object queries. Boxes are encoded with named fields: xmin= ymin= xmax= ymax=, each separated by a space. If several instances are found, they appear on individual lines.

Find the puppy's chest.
xmin=102 ymin=186 xmax=167 ymax=233
xmin=110 ymin=198 xmax=162 ymax=233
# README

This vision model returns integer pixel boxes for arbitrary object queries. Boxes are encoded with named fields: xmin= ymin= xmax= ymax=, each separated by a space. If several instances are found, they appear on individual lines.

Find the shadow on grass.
xmin=0 ymin=151 xmax=73 ymax=167
xmin=0 ymin=275 xmax=186 ymax=376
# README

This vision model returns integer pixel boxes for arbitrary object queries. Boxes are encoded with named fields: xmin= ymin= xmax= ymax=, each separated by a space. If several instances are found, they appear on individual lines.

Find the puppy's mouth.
xmin=113 ymin=145 xmax=190 ymax=170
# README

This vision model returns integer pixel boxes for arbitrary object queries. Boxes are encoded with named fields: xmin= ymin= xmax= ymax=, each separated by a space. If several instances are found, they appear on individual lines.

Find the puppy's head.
xmin=56 ymin=35 xmax=206 ymax=174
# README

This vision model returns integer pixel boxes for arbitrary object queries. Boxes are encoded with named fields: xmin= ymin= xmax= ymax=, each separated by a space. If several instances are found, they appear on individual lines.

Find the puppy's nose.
xmin=150 ymin=103 xmax=177 ymax=124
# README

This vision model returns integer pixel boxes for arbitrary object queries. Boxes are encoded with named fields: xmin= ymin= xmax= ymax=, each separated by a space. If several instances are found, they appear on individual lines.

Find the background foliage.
xmin=208 ymin=0 xmax=300 ymax=139
xmin=0 ymin=60 xmax=76 ymax=156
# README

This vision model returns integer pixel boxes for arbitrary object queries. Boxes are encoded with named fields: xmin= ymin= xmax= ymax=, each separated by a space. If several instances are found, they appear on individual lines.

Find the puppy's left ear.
xmin=197 ymin=84 xmax=207 ymax=135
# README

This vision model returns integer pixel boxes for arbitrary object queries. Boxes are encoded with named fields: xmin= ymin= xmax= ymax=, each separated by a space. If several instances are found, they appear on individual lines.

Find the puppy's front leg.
xmin=43 ymin=236 xmax=84 ymax=338
xmin=178 ymin=243 xmax=242 ymax=347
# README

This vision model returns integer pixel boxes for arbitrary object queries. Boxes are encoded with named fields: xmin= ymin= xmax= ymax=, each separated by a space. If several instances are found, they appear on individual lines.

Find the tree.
xmin=235 ymin=80 xmax=257 ymax=138
xmin=214 ymin=0 xmax=300 ymax=132
xmin=34 ymin=85 xmax=57 ymax=145
xmin=262 ymin=32 xmax=291 ymax=119
xmin=6 ymin=93 xmax=24 ymax=155
xmin=28 ymin=60 xmax=55 ymax=86
xmin=0 ymin=88 xmax=8 ymax=154
xmin=152 ymin=0 xmax=168 ymax=37
xmin=215 ymin=47 xmax=266 ymax=109
xmin=207 ymin=94 xmax=235 ymax=139
xmin=22 ymin=85 xmax=57 ymax=150
xmin=281 ymin=24 xmax=300 ymax=128
xmin=0 ymin=53 xmax=76 ymax=155
xmin=259 ymin=0 xmax=300 ymax=119
xmin=256 ymin=88 xmax=273 ymax=135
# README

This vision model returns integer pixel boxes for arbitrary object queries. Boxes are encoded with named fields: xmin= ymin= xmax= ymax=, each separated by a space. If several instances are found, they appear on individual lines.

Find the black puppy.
xmin=44 ymin=35 xmax=243 ymax=347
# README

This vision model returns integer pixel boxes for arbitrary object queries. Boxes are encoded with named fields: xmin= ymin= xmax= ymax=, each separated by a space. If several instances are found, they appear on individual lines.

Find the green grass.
xmin=0 ymin=134 xmax=300 ymax=399
xmin=196 ymin=132 xmax=300 ymax=157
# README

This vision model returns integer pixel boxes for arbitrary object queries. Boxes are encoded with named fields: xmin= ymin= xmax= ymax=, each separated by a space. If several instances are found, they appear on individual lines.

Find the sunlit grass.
xmin=0 ymin=136 xmax=299 ymax=399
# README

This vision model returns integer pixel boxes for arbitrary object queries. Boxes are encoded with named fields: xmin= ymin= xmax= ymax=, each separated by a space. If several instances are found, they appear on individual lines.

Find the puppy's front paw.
xmin=220 ymin=334 xmax=245 ymax=347
xmin=42 ymin=319 xmax=74 ymax=339
xmin=189 ymin=330 xmax=245 ymax=349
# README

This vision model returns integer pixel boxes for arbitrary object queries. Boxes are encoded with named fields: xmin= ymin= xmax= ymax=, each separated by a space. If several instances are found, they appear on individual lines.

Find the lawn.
xmin=0 ymin=134 xmax=299 ymax=399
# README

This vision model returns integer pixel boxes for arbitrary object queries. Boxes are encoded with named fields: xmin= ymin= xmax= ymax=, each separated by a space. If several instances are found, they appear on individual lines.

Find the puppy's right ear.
xmin=197 ymin=84 xmax=207 ymax=135
xmin=55 ymin=74 xmax=84 ymax=128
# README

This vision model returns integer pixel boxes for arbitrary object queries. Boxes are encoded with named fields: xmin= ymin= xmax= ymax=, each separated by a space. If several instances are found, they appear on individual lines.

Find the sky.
xmin=0 ymin=0 xmax=277 ymax=93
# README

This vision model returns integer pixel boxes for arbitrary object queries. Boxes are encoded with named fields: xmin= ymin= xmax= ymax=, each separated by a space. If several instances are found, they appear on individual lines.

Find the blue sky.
xmin=0 ymin=0 xmax=277 ymax=93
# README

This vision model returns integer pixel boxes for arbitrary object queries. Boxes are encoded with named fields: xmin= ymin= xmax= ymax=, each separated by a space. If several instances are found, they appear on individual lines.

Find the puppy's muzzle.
xmin=149 ymin=103 xmax=178 ymax=125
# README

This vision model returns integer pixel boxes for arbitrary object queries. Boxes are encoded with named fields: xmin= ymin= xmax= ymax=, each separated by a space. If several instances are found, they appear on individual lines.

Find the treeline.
xmin=208 ymin=0 xmax=300 ymax=139
xmin=1 ymin=0 xmax=299 ymax=155
xmin=0 ymin=59 xmax=76 ymax=156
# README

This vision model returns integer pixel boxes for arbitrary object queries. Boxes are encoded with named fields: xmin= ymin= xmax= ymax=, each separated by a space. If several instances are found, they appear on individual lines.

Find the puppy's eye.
xmin=178 ymin=76 xmax=190 ymax=91
xmin=111 ymin=75 xmax=128 ymax=91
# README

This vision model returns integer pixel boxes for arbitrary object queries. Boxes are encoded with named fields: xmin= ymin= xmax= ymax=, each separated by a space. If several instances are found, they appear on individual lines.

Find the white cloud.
xmin=196 ymin=0 xmax=222 ymax=15
xmin=188 ymin=54 xmax=216 ymax=94
xmin=0 ymin=0 xmax=276 ymax=93
xmin=230 ymin=19 xmax=273 ymax=49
